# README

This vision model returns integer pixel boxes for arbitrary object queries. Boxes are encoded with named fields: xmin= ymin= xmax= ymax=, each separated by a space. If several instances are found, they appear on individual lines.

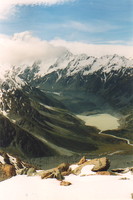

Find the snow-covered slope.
xmin=0 ymin=50 xmax=132 ymax=89
xmin=0 ymin=171 xmax=133 ymax=200
xmin=41 ymin=52 xmax=133 ymax=81
xmin=1 ymin=50 xmax=132 ymax=80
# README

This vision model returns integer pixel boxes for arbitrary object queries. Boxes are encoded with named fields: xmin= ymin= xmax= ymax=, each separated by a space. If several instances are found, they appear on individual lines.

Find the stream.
xmin=99 ymin=131 xmax=133 ymax=147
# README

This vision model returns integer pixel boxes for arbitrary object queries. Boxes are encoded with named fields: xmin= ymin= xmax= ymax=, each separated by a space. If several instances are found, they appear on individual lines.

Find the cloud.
xmin=0 ymin=31 xmax=66 ymax=67
xmin=0 ymin=31 xmax=133 ymax=80
xmin=50 ymin=39 xmax=133 ymax=58
xmin=44 ymin=20 xmax=118 ymax=33
xmin=0 ymin=31 xmax=133 ymax=67
xmin=62 ymin=21 xmax=118 ymax=33
xmin=0 ymin=31 xmax=133 ymax=77
xmin=0 ymin=0 xmax=74 ymax=20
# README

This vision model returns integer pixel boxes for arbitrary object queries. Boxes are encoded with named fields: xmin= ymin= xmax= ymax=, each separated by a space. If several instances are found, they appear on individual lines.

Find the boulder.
xmin=72 ymin=157 xmax=110 ymax=175
xmin=0 ymin=164 xmax=16 ymax=178
xmin=60 ymin=181 xmax=72 ymax=186
xmin=91 ymin=157 xmax=110 ymax=172
xmin=56 ymin=163 xmax=70 ymax=172
xmin=77 ymin=156 xmax=87 ymax=165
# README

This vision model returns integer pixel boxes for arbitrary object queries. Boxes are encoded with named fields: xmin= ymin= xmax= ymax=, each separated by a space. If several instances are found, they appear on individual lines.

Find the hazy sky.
xmin=0 ymin=0 xmax=133 ymax=61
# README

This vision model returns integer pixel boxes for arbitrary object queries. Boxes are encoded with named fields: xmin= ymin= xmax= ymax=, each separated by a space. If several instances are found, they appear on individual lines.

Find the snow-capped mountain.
xmin=1 ymin=50 xmax=132 ymax=84
xmin=0 ymin=51 xmax=133 ymax=158
xmin=0 ymin=50 xmax=132 ymax=89
xmin=0 ymin=50 xmax=132 ymax=120
xmin=19 ymin=52 xmax=131 ymax=113
xmin=45 ymin=52 xmax=133 ymax=79
xmin=0 ymin=50 xmax=132 ymax=116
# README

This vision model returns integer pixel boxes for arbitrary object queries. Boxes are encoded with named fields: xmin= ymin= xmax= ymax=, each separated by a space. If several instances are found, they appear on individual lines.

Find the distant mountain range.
xmin=30 ymin=52 xmax=133 ymax=112
xmin=0 ymin=51 xmax=133 ymax=158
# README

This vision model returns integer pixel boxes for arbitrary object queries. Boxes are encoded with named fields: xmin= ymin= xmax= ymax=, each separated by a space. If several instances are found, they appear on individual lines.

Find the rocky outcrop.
xmin=0 ymin=152 xmax=36 ymax=181
xmin=2 ymin=154 xmax=131 ymax=187
xmin=72 ymin=157 xmax=110 ymax=175
xmin=41 ymin=163 xmax=69 ymax=180
xmin=0 ymin=151 xmax=32 ymax=170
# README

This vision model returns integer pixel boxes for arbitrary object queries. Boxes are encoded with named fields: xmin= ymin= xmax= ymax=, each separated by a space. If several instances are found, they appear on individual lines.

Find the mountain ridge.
xmin=0 ymin=52 xmax=132 ymax=158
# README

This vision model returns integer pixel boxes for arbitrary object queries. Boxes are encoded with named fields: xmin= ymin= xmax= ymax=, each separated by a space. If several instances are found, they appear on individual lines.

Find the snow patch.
xmin=70 ymin=164 xmax=79 ymax=171
xmin=80 ymin=165 xmax=95 ymax=176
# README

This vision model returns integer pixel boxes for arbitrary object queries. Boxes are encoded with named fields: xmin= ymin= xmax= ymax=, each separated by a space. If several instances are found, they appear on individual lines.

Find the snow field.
xmin=0 ymin=170 xmax=133 ymax=200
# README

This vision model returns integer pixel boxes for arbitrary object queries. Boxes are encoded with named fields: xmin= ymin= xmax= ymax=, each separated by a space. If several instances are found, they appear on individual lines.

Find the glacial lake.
xmin=77 ymin=114 xmax=120 ymax=131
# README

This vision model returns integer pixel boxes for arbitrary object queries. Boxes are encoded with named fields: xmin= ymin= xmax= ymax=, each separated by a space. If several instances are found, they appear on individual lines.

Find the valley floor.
xmin=0 ymin=171 xmax=133 ymax=200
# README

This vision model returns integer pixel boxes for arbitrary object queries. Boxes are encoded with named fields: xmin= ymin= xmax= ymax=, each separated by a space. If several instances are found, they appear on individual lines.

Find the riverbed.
xmin=77 ymin=113 xmax=119 ymax=131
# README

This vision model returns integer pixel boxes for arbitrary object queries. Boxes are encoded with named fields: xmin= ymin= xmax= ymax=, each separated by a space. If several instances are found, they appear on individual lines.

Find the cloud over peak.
xmin=0 ymin=31 xmax=67 ymax=66
xmin=50 ymin=39 xmax=133 ymax=58
xmin=0 ymin=31 xmax=133 ymax=69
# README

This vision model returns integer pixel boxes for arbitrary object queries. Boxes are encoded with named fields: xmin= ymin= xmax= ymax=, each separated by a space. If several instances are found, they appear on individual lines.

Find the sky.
xmin=0 ymin=0 xmax=133 ymax=64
